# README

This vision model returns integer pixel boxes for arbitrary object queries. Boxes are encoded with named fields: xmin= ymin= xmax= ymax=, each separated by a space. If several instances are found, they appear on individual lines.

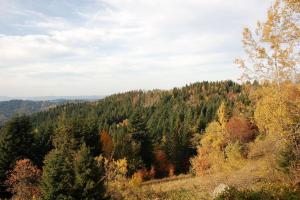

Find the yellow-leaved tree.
xmin=236 ymin=0 xmax=300 ymax=184
xmin=191 ymin=102 xmax=229 ymax=175
xmin=235 ymin=0 xmax=300 ymax=84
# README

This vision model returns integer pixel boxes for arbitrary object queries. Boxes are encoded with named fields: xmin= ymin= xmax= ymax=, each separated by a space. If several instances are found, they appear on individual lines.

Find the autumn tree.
xmin=235 ymin=0 xmax=300 ymax=183
xmin=191 ymin=103 xmax=230 ymax=175
xmin=254 ymin=84 xmax=300 ymax=183
xmin=216 ymin=102 xmax=229 ymax=132
xmin=235 ymin=0 xmax=300 ymax=84
xmin=100 ymin=131 xmax=114 ymax=158
xmin=285 ymin=0 xmax=300 ymax=12
xmin=5 ymin=159 xmax=41 ymax=200
xmin=152 ymin=150 xmax=172 ymax=178
xmin=226 ymin=116 xmax=257 ymax=143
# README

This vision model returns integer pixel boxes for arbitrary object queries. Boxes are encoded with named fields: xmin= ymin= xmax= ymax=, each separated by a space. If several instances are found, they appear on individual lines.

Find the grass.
xmin=111 ymin=157 xmax=285 ymax=200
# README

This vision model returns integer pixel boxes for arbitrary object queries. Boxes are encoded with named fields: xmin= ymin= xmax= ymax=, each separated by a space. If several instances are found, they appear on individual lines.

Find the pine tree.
xmin=166 ymin=125 xmax=192 ymax=174
xmin=128 ymin=110 xmax=153 ymax=169
xmin=73 ymin=144 xmax=105 ymax=200
xmin=41 ymin=149 xmax=75 ymax=200
xmin=41 ymin=114 xmax=107 ymax=199
xmin=41 ymin=114 xmax=77 ymax=200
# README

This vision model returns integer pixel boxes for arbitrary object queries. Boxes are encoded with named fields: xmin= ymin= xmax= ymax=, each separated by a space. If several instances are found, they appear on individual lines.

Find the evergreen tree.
xmin=128 ymin=110 xmax=153 ymax=169
xmin=73 ymin=144 xmax=105 ymax=200
xmin=41 ymin=115 xmax=77 ymax=200
xmin=41 ymin=149 xmax=75 ymax=200
xmin=166 ymin=126 xmax=193 ymax=174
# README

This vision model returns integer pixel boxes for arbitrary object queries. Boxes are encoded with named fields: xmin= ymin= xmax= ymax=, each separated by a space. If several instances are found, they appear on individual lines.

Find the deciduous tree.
xmin=235 ymin=0 xmax=300 ymax=84
xmin=5 ymin=159 xmax=41 ymax=200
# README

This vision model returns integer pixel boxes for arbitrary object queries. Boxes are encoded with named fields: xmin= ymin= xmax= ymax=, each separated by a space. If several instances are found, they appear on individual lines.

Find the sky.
xmin=0 ymin=0 xmax=273 ymax=97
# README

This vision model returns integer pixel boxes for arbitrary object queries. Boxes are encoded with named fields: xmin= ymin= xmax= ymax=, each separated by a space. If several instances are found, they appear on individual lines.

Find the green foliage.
xmin=74 ymin=144 xmax=105 ymax=200
xmin=165 ymin=125 xmax=193 ymax=174
xmin=41 ymin=120 xmax=106 ymax=200
xmin=128 ymin=109 xmax=153 ymax=169
xmin=29 ymin=81 xmax=247 ymax=176
xmin=41 ymin=149 xmax=75 ymax=200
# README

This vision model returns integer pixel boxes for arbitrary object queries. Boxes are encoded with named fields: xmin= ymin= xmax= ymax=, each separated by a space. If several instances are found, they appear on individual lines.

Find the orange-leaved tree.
xmin=5 ymin=159 xmax=41 ymax=200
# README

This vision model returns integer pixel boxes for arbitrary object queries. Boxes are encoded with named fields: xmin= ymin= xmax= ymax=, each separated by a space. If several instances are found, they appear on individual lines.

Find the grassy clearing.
xmin=115 ymin=158 xmax=284 ymax=200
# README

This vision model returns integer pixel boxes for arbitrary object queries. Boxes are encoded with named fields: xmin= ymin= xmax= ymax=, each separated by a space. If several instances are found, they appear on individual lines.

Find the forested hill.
xmin=29 ymin=80 xmax=251 ymax=174
xmin=0 ymin=100 xmax=66 ymax=125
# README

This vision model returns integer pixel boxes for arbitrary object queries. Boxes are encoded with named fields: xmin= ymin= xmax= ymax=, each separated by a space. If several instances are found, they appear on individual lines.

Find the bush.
xmin=214 ymin=185 xmax=300 ymax=200
xmin=129 ymin=171 xmax=143 ymax=187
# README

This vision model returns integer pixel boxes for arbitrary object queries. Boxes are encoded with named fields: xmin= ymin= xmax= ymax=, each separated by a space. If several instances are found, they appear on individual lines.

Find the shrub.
xmin=225 ymin=142 xmax=246 ymax=170
xmin=153 ymin=150 xmax=173 ymax=178
xmin=129 ymin=171 xmax=143 ymax=187
xmin=95 ymin=156 xmax=128 ymax=182
xmin=190 ymin=147 xmax=210 ymax=176
xmin=214 ymin=185 xmax=300 ymax=200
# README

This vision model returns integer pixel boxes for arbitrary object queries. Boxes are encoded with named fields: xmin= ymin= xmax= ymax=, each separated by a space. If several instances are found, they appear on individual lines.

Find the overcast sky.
xmin=0 ymin=0 xmax=273 ymax=97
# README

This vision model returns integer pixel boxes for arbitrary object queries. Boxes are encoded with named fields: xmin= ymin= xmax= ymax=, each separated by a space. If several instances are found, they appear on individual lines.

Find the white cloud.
xmin=0 ymin=0 xmax=273 ymax=96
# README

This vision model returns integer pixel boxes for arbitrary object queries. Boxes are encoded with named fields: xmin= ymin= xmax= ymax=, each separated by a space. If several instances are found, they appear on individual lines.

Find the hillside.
xmin=0 ymin=100 xmax=65 ymax=125
xmin=27 ymin=81 xmax=250 ymax=171
xmin=0 ymin=80 xmax=299 ymax=200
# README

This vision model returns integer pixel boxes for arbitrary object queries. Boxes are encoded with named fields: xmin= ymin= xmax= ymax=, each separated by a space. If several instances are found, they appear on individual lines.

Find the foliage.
xmin=95 ymin=155 xmax=128 ymax=182
xmin=278 ymin=133 xmax=300 ymax=184
xmin=254 ymin=84 xmax=300 ymax=137
xmin=73 ymin=144 xmax=105 ymax=199
xmin=226 ymin=116 xmax=257 ymax=143
xmin=128 ymin=109 xmax=153 ymax=169
xmin=41 ymin=149 xmax=75 ymax=200
xmin=41 ymin=116 xmax=106 ymax=200
xmin=100 ymin=131 xmax=114 ymax=158
xmin=190 ymin=146 xmax=210 ymax=176
xmin=214 ymin=185 xmax=300 ymax=200
xmin=28 ymin=80 xmax=245 ymax=176
xmin=5 ymin=159 xmax=41 ymax=200
xmin=225 ymin=143 xmax=245 ymax=170
xmin=129 ymin=171 xmax=143 ymax=187
xmin=152 ymin=150 xmax=173 ymax=178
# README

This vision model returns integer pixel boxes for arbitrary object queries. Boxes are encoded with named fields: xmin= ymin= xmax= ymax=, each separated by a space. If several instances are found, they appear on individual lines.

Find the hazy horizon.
xmin=0 ymin=0 xmax=273 ymax=96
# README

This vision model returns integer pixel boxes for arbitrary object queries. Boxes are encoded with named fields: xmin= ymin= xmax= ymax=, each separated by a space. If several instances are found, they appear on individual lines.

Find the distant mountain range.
xmin=0 ymin=96 xmax=104 ymax=101
xmin=0 ymin=96 xmax=104 ymax=125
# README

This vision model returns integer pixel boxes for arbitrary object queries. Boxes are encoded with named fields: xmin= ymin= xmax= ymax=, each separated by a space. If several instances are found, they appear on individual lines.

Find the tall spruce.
xmin=74 ymin=144 xmax=105 ymax=199
xmin=41 ymin=149 xmax=75 ymax=200
xmin=41 ymin=114 xmax=106 ymax=199
xmin=128 ymin=109 xmax=153 ymax=169
xmin=41 ymin=115 xmax=77 ymax=200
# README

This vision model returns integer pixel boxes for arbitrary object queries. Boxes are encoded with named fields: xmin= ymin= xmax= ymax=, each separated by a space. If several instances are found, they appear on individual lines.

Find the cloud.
xmin=0 ymin=0 xmax=273 ymax=96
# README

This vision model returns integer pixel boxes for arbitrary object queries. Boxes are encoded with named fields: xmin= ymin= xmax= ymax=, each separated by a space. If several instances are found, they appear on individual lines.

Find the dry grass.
xmin=110 ymin=157 xmax=285 ymax=200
